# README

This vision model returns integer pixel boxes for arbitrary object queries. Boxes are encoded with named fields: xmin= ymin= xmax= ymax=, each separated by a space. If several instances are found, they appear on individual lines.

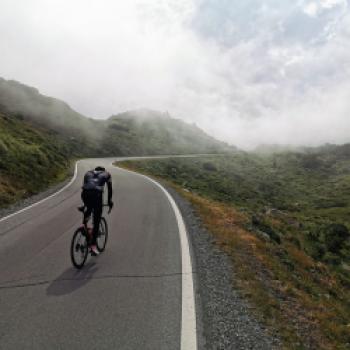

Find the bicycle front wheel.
xmin=96 ymin=217 xmax=108 ymax=252
xmin=71 ymin=227 xmax=88 ymax=269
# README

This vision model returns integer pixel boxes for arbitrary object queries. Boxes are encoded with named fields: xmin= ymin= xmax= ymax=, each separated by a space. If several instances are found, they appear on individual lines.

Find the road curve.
xmin=0 ymin=158 xmax=197 ymax=350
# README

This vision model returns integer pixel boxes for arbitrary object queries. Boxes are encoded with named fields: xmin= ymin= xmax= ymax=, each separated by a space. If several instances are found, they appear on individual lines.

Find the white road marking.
xmin=0 ymin=155 xmax=211 ymax=224
xmin=118 ymin=166 xmax=198 ymax=350
xmin=1 ymin=158 xmax=198 ymax=348
xmin=0 ymin=161 xmax=79 ymax=223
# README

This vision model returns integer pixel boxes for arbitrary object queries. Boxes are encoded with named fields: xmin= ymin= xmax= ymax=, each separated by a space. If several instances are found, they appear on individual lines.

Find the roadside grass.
xmin=0 ymin=112 xmax=72 ymax=208
xmin=117 ymin=156 xmax=350 ymax=350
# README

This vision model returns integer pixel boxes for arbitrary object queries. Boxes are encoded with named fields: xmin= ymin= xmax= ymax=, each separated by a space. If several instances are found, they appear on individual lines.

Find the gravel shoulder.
xmin=1 ymin=161 xmax=282 ymax=349
xmin=165 ymin=185 xmax=282 ymax=350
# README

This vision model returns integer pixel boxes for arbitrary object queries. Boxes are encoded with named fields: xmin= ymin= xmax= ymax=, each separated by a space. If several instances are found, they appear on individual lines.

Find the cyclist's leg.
xmin=78 ymin=190 xmax=87 ymax=212
xmin=92 ymin=194 xmax=103 ymax=245
xmin=82 ymin=190 xmax=93 ymax=224
xmin=83 ymin=207 xmax=92 ymax=224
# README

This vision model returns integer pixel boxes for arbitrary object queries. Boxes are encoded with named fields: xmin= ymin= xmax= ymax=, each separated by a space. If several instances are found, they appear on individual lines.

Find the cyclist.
xmin=79 ymin=166 xmax=113 ymax=255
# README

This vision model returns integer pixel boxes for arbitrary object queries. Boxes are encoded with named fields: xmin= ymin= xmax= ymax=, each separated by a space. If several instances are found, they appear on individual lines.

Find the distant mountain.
xmin=0 ymin=78 xmax=234 ymax=157
xmin=102 ymin=109 xmax=233 ymax=155
xmin=0 ymin=78 xmax=103 ymax=154
xmin=0 ymin=77 xmax=234 ymax=207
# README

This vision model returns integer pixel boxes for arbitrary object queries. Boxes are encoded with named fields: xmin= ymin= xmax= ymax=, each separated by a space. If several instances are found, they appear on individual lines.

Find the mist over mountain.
xmin=103 ymin=109 xmax=233 ymax=155
xmin=0 ymin=77 xmax=234 ymax=207
xmin=0 ymin=77 xmax=233 ymax=157
xmin=1 ymin=1 xmax=349 ymax=149
xmin=0 ymin=78 xmax=96 ymax=133
xmin=1 ymin=3 xmax=350 ymax=347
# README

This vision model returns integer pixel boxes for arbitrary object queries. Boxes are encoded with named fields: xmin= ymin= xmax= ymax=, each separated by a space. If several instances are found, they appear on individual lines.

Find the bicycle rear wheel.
xmin=96 ymin=217 xmax=108 ymax=252
xmin=71 ymin=227 xmax=88 ymax=268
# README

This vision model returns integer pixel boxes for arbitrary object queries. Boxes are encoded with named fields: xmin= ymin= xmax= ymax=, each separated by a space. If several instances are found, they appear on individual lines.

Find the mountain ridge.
xmin=0 ymin=77 xmax=234 ymax=156
xmin=0 ymin=77 xmax=234 ymax=207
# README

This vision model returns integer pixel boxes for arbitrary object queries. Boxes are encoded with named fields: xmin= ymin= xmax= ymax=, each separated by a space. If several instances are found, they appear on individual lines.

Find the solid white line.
xmin=1 ymin=158 xmax=197 ymax=347
xmin=0 ymin=161 xmax=79 ymax=223
xmin=117 ymin=166 xmax=197 ymax=350
xmin=0 ymin=155 xmax=206 ymax=224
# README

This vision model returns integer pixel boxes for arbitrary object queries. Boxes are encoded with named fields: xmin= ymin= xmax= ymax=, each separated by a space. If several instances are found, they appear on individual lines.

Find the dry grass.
xmin=0 ymin=175 xmax=25 ymax=207
xmin=118 ymin=161 xmax=350 ymax=350
xmin=181 ymin=193 xmax=336 ymax=349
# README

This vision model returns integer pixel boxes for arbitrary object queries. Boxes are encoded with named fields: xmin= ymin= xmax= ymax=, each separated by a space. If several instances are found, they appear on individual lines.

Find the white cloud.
xmin=303 ymin=2 xmax=319 ymax=17
xmin=320 ymin=0 xmax=347 ymax=9
xmin=303 ymin=0 xmax=347 ymax=18
xmin=0 ymin=0 xmax=349 ymax=149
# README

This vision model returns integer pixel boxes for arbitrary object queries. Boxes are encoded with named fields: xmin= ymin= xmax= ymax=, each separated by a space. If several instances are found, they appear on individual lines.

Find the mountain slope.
xmin=0 ymin=78 xmax=103 ymax=154
xmin=0 ymin=78 xmax=233 ymax=157
xmin=0 ymin=111 xmax=72 ymax=207
xmin=0 ymin=77 xmax=233 ymax=207
xmin=118 ymin=150 xmax=350 ymax=349
xmin=102 ymin=109 xmax=233 ymax=155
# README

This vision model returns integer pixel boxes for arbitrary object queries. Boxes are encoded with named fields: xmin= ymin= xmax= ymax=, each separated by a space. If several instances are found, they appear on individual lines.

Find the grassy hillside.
xmin=0 ymin=77 xmax=233 ymax=207
xmin=0 ymin=78 xmax=232 ymax=157
xmin=102 ymin=109 xmax=233 ymax=155
xmin=0 ymin=111 xmax=72 ymax=207
xmin=118 ymin=149 xmax=350 ymax=349
xmin=0 ymin=77 xmax=103 ymax=143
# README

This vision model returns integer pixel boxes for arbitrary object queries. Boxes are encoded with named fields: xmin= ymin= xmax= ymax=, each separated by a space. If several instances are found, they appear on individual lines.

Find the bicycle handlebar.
xmin=103 ymin=204 xmax=113 ymax=214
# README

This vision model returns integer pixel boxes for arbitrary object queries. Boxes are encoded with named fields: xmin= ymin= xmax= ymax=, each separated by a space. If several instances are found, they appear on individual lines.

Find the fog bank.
xmin=0 ymin=0 xmax=349 ymax=149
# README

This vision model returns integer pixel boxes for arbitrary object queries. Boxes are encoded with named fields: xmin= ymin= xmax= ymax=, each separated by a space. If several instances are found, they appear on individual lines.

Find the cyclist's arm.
xmin=106 ymin=173 xmax=113 ymax=204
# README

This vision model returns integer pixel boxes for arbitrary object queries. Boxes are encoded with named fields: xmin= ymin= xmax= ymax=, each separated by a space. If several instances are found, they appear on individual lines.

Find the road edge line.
xmin=117 ymin=166 xmax=197 ymax=350
xmin=0 ymin=161 xmax=79 ymax=223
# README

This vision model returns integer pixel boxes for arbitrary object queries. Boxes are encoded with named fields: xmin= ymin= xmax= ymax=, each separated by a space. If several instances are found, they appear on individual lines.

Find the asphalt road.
xmin=0 ymin=159 xmax=195 ymax=350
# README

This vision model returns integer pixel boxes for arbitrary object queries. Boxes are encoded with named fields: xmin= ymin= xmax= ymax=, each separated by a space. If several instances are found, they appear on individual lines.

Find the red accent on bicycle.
xmin=70 ymin=205 xmax=110 ymax=269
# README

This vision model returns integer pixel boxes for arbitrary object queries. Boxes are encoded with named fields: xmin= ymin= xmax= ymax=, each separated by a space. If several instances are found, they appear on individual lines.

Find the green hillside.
xmin=0 ymin=78 xmax=232 ymax=157
xmin=118 ymin=150 xmax=350 ymax=349
xmin=0 ymin=77 xmax=233 ymax=207
xmin=0 ymin=78 xmax=103 ymax=152
xmin=102 ymin=109 xmax=231 ymax=155
xmin=0 ymin=111 xmax=72 ymax=207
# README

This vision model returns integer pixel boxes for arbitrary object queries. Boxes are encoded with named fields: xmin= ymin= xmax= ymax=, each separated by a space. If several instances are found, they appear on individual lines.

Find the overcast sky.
xmin=0 ymin=0 xmax=349 ymax=149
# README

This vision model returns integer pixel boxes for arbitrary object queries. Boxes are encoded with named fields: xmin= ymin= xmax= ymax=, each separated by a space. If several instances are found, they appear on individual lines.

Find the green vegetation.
xmin=119 ymin=150 xmax=350 ymax=349
xmin=0 ymin=77 xmax=103 ymax=144
xmin=102 ymin=110 xmax=231 ymax=155
xmin=0 ymin=112 xmax=72 ymax=207
xmin=0 ymin=78 xmax=232 ymax=157
xmin=0 ymin=77 xmax=232 ymax=207
xmin=2 ymin=76 xmax=350 ymax=347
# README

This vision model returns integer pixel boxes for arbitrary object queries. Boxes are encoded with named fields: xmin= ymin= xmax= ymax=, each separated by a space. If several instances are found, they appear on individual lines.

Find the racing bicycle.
xmin=70 ymin=204 xmax=111 ymax=269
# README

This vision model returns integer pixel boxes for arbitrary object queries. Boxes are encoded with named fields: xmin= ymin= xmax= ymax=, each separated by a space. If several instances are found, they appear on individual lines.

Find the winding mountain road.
xmin=0 ymin=158 xmax=197 ymax=350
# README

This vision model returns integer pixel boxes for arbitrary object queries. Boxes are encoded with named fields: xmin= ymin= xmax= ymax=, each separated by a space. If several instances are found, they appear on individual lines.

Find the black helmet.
xmin=95 ymin=166 xmax=105 ymax=172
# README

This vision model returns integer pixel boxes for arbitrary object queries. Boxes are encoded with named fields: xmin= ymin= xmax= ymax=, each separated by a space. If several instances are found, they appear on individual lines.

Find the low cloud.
xmin=0 ymin=0 xmax=349 ymax=149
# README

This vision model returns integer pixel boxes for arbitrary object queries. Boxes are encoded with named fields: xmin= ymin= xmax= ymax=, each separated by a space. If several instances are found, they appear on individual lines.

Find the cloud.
xmin=0 ymin=0 xmax=349 ymax=149
xmin=303 ymin=0 xmax=347 ymax=18
xmin=321 ymin=0 xmax=347 ymax=9
xmin=303 ymin=3 xmax=319 ymax=17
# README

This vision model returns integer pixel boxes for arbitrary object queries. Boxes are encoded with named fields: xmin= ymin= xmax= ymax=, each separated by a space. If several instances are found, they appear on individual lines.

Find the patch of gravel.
xmin=1 ymin=163 xmax=282 ymax=349
xmin=0 ymin=166 xmax=75 ymax=220
xmin=166 ymin=186 xmax=282 ymax=350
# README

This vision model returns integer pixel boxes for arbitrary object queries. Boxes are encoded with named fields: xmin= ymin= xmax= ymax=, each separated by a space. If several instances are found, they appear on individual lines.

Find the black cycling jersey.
xmin=81 ymin=169 xmax=113 ymax=245
xmin=82 ymin=170 xmax=112 ymax=192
